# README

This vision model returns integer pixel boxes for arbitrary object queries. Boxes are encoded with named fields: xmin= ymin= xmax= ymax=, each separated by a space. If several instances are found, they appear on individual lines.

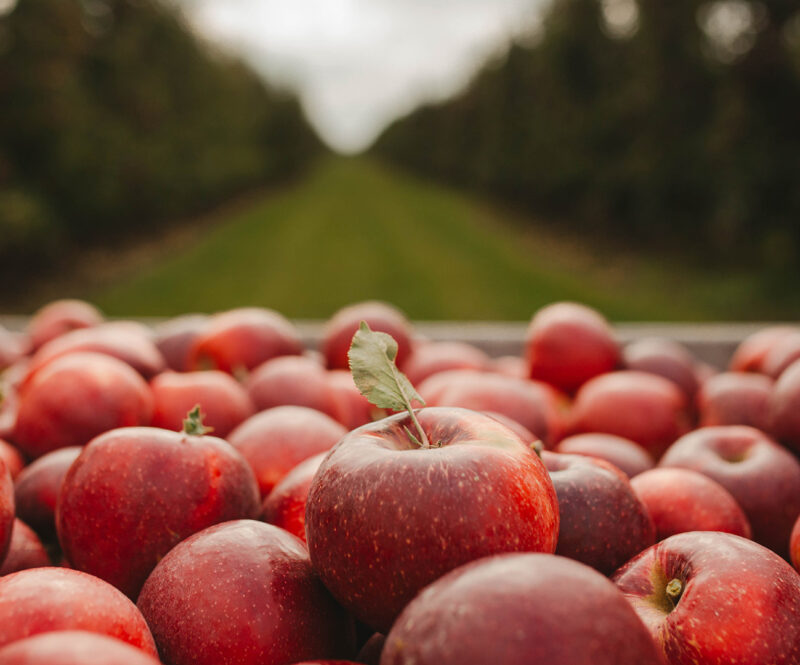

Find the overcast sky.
xmin=178 ymin=0 xmax=546 ymax=152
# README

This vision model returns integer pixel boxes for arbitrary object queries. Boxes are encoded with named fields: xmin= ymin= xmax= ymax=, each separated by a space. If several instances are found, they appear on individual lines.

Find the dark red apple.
xmin=261 ymin=452 xmax=326 ymax=542
xmin=541 ymin=451 xmax=655 ymax=574
xmin=57 ymin=421 xmax=261 ymax=598
xmin=0 ymin=519 xmax=51 ymax=575
xmin=150 ymin=370 xmax=255 ymax=437
xmin=659 ymin=425 xmax=800 ymax=556
xmin=356 ymin=634 xmax=385 ymax=665
xmin=24 ymin=322 xmax=165 ymax=382
xmin=14 ymin=447 xmax=82 ymax=544
xmin=12 ymin=353 xmax=153 ymax=459
xmin=570 ymin=370 xmax=690 ymax=458
xmin=187 ymin=307 xmax=302 ymax=374
xmin=27 ymin=300 xmax=104 ymax=351
xmin=229 ymin=406 xmax=347 ymax=498
xmin=697 ymin=371 xmax=773 ymax=430
xmin=401 ymin=341 xmax=490 ymax=385
xmin=0 ymin=456 xmax=13 ymax=565
xmin=305 ymin=407 xmax=559 ymax=632
xmin=729 ymin=326 xmax=796 ymax=373
xmin=769 ymin=359 xmax=800 ymax=453
xmin=524 ymin=302 xmax=619 ymax=393
xmin=321 ymin=301 xmax=414 ymax=371
xmin=622 ymin=338 xmax=699 ymax=400
xmin=763 ymin=330 xmax=800 ymax=379
xmin=327 ymin=369 xmax=378 ymax=430
xmin=556 ymin=433 xmax=655 ymax=478
xmin=0 ymin=567 xmax=157 ymax=655
xmin=418 ymin=369 xmax=566 ymax=447
xmin=382 ymin=553 xmax=664 ymax=665
xmin=630 ymin=468 xmax=751 ymax=541
xmin=137 ymin=520 xmax=356 ymax=665
xmin=152 ymin=314 xmax=209 ymax=372
xmin=0 ymin=631 xmax=161 ymax=665
xmin=0 ymin=438 xmax=25 ymax=479
xmin=246 ymin=355 xmax=341 ymax=419
xmin=613 ymin=531 xmax=800 ymax=664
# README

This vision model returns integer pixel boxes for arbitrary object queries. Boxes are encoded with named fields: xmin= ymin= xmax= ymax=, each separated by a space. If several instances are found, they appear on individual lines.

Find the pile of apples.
xmin=0 ymin=299 xmax=800 ymax=665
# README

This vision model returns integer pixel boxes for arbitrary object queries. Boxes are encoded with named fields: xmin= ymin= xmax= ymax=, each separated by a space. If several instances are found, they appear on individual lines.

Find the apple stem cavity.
xmin=183 ymin=405 xmax=213 ymax=436
xmin=665 ymin=578 xmax=684 ymax=607
xmin=348 ymin=320 xmax=431 ymax=448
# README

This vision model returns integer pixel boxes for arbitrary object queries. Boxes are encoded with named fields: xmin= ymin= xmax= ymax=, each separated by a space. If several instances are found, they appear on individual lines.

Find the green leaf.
xmin=348 ymin=321 xmax=426 ymax=412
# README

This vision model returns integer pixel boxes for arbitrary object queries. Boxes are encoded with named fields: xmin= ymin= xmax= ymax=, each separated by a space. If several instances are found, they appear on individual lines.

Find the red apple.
xmin=14 ymin=447 xmax=82 ymax=544
xmin=697 ymin=371 xmax=773 ymax=430
xmin=0 ymin=438 xmax=25 ymax=479
xmin=27 ymin=300 xmax=104 ymax=351
xmin=729 ymin=326 xmax=796 ymax=373
xmin=382 ymin=553 xmax=664 ymax=665
xmin=763 ymin=330 xmax=800 ymax=379
xmin=622 ymin=338 xmax=699 ymax=400
xmin=24 ymin=322 xmax=165 ymax=382
xmin=630 ymin=468 xmax=751 ymax=541
xmin=321 ymin=301 xmax=414 ymax=371
xmin=327 ymin=369 xmax=378 ymax=430
xmin=0 ymin=567 xmax=157 ymax=655
xmin=791 ymin=515 xmax=800 ymax=571
xmin=418 ymin=369 xmax=566 ymax=447
xmin=492 ymin=355 xmax=527 ymax=378
xmin=401 ymin=341 xmax=490 ymax=385
xmin=659 ymin=425 xmax=800 ymax=557
xmin=556 ymin=433 xmax=655 ymax=478
xmin=0 ymin=519 xmax=51 ymax=575
xmin=305 ymin=407 xmax=559 ymax=632
xmin=137 ymin=520 xmax=356 ymax=665
xmin=57 ymin=421 xmax=261 ymax=598
xmin=228 ymin=406 xmax=347 ymax=498
xmin=524 ymin=302 xmax=619 ymax=393
xmin=152 ymin=314 xmax=209 ymax=372
xmin=570 ymin=370 xmax=690 ymax=458
xmin=150 ymin=370 xmax=255 ymax=437
xmin=0 ymin=387 xmax=18 ymax=440
xmin=261 ymin=452 xmax=326 ymax=542
xmin=187 ymin=307 xmax=303 ymax=374
xmin=246 ymin=355 xmax=341 ymax=419
xmin=0 ymin=456 xmax=13 ymax=565
xmin=769 ymin=359 xmax=800 ymax=453
xmin=12 ymin=353 xmax=154 ymax=459
xmin=613 ymin=531 xmax=800 ymax=664
xmin=0 ymin=631 xmax=161 ymax=665
xmin=541 ymin=451 xmax=655 ymax=574
xmin=356 ymin=634 xmax=385 ymax=665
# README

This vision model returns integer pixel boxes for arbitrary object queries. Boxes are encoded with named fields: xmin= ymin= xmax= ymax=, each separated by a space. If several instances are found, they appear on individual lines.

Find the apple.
xmin=769 ymin=359 xmax=800 ymax=453
xmin=381 ymin=553 xmax=664 ymax=665
xmin=228 ymin=405 xmax=347 ymax=498
xmin=23 ymin=322 xmax=165 ymax=382
xmin=305 ymin=407 xmax=559 ymax=633
xmin=791 ymin=515 xmax=800 ymax=571
xmin=0 ymin=325 xmax=28 ymax=371
xmin=729 ymin=326 xmax=796 ymax=373
xmin=321 ymin=301 xmax=414 ymax=371
xmin=187 ymin=307 xmax=303 ymax=374
xmin=622 ymin=338 xmax=699 ymax=400
xmin=12 ymin=352 xmax=154 ymax=459
xmin=418 ymin=369 xmax=566 ymax=448
xmin=0 ymin=631 xmax=161 ymax=665
xmin=569 ymin=370 xmax=690 ymax=458
xmin=14 ymin=447 xmax=82 ymax=544
xmin=659 ymin=425 xmax=800 ymax=557
xmin=27 ymin=300 xmax=103 ymax=352
xmin=0 ymin=519 xmax=51 ymax=575
xmin=261 ymin=452 xmax=326 ymax=542
xmin=356 ymin=634 xmax=385 ymax=665
xmin=327 ymin=369 xmax=379 ymax=430
xmin=763 ymin=330 xmax=800 ymax=379
xmin=137 ymin=520 xmax=356 ymax=665
xmin=492 ymin=355 xmax=527 ymax=378
xmin=541 ymin=451 xmax=655 ymax=574
xmin=0 ymin=456 xmax=13 ymax=565
xmin=152 ymin=313 xmax=210 ymax=372
xmin=0 ymin=438 xmax=25 ymax=479
xmin=630 ymin=468 xmax=751 ymax=541
xmin=401 ymin=341 xmax=490 ymax=385
xmin=0 ymin=387 xmax=18 ymax=440
xmin=524 ymin=302 xmax=619 ymax=393
xmin=0 ymin=567 xmax=157 ymax=655
xmin=57 ymin=416 xmax=261 ymax=599
xmin=613 ymin=531 xmax=800 ymax=664
xmin=697 ymin=371 xmax=773 ymax=430
xmin=556 ymin=433 xmax=655 ymax=478
xmin=150 ymin=370 xmax=255 ymax=437
xmin=246 ymin=355 xmax=342 ymax=419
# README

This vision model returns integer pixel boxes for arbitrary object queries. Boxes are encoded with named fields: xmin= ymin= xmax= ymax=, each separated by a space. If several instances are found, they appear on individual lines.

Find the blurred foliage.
xmin=374 ymin=0 xmax=800 ymax=273
xmin=0 ymin=0 xmax=321 ymax=276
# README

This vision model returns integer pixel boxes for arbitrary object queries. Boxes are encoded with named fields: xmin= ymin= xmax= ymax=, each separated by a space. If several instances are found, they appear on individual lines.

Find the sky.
xmin=178 ymin=0 xmax=546 ymax=153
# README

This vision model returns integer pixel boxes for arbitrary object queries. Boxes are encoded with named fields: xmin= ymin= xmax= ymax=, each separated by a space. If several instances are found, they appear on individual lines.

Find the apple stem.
xmin=183 ymin=405 xmax=213 ymax=436
xmin=665 ymin=578 xmax=684 ymax=607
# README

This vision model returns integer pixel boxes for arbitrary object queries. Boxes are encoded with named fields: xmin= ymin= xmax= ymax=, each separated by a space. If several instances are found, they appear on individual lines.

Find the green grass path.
xmin=92 ymin=157 xmax=785 ymax=321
